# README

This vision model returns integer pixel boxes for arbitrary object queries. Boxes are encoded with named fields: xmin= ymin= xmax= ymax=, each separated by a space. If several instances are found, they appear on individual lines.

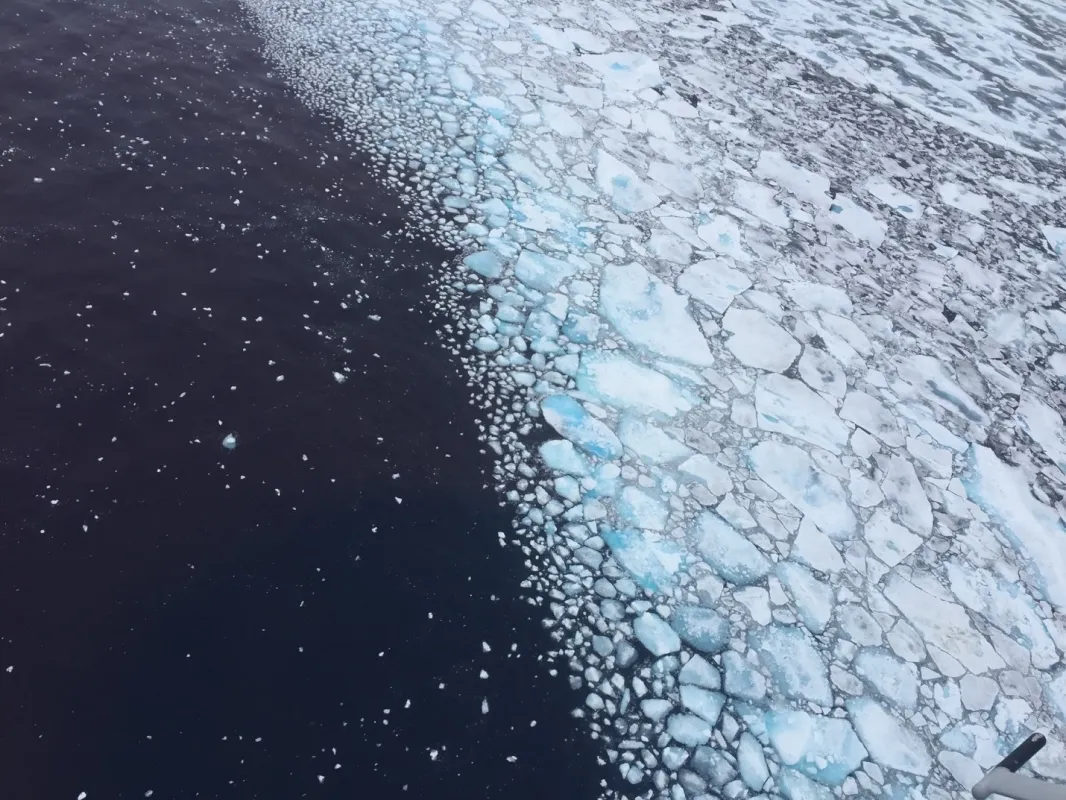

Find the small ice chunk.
xmin=222 ymin=433 xmax=238 ymax=450
xmin=880 ymin=456 xmax=932 ymax=537
xmin=938 ymin=182 xmax=990 ymax=216
xmin=775 ymin=562 xmax=833 ymax=633
xmin=541 ymin=395 xmax=623 ymax=459
xmin=776 ymin=768 xmax=833 ymax=800
xmin=960 ymin=674 xmax=999 ymax=711
xmin=697 ymin=215 xmax=750 ymax=262
xmin=790 ymin=518 xmax=844 ymax=573
xmin=681 ymin=685 xmax=726 ymax=724
xmin=797 ymin=347 xmax=846 ymax=399
xmin=600 ymin=262 xmax=713 ymax=366
xmin=722 ymin=307 xmax=801 ymax=372
xmin=634 ymin=612 xmax=682 ymax=656
xmin=749 ymin=624 xmax=831 ymax=705
xmin=679 ymin=454 xmax=733 ymax=496
xmin=690 ymin=511 xmax=772 ymax=586
xmin=897 ymin=355 xmax=989 ymax=426
xmin=514 ymin=250 xmax=577 ymax=292
xmin=538 ymin=439 xmax=591 ymax=476
xmin=581 ymin=51 xmax=662 ymax=91
xmin=963 ymin=444 xmax=1066 ymax=610
xmin=754 ymin=374 xmax=850 ymax=454
xmin=669 ymin=605 xmax=730 ymax=654
xmin=667 ymin=713 xmax=713 ymax=746
xmin=748 ymin=441 xmax=856 ymax=540
xmin=865 ymin=179 xmax=923 ymax=219
xmin=724 ymin=651 xmax=767 ymax=701
xmin=854 ymin=649 xmax=918 ymax=710
xmin=679 ymin=654 xmax=721 ymax=689
xmin=618 ymin=417 xmax=692 ymax=463
xmin=618 ymin=485 xmax=669 ymax=531
xmin=676 ymin=258 xmax=752 ymax=313
xmin=838 ymin=604 xmax=883 ymax=647
xmin=576 ymin=352 xmax=693 ymax=417
xmin=755 ymin=151 xmax=830 ymax=208
xmin=1016 ymin=395 xmax=1066 ymax=473
xmin=862 ymin=508 xmax=922 ymax=568
xmin=847 ymin=698 xmax=931 ymax=775
xmin=602 ymin=529 xmax=684 ymax=592
xmin=765 ymin=709 xmax=867 ymax=785
xmin=462 ymin=250 xmax=503 ymax=279
xmin=839 ymin=392 xmax=903 ymax=447
xmin=737 ymin=732 xmax=770 ymax=791
xmin=884 ymin=574 xmax=1004 ymax=674
xmin=824 ymin=195 xmax=886 ymax=248
xmin=595 ymin=149 xmax=661 ymax=213
xmin=785 ymin=282 xmax=853 ymax=315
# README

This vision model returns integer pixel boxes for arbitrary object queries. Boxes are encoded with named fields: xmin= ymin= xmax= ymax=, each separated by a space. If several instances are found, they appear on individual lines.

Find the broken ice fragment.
xmin=690 ymin=511 xmax=771 ymax=586
xmin=669 ymin=605 xmax=730 ymax=654
xmin=222 ymin=433 xmax=238 ymax=450
xmin=634 ymin=612 xmax=681 ymax=656
xmin=676 ymin=258 xmax=752 ymax=313
xmin=595 ymin=149 xmax=661 ymax=213
xmin=722 ymin=307 xmax=800 ymax=373
xmin=576 ymin=352 xmax=693 ymax=417
xmin=847 ymin=698 xmax=930 ymax=775
xmin=749 ymin=624 xmax=832 ymax=705
xmin=765 ymin=709 xmax=867 ymax=786
xmin=754 ymin=374 xmax=849 ymax=454
xmin=540 ymin=395 xmax=623 ymax=460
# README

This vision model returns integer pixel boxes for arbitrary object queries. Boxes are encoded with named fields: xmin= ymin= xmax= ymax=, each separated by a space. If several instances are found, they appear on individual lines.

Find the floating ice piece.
xmin=765 ymin=709 xmax=867 ymax=786
xmin=581 ymin=52 xmax=663 ymax=91
xmin=863 ymin=508 xmax=922 ymax=568
xmin=669 ymin=605 xmax=730 ymax=654
xmin=847 ymin=698 xmax=931 ymax=775
xmin=679 ymin=454 xmax=733 ymax=496
xmin=945 ymin=562 xmax=1058 ymax=670
xmin=734 ymin=179 xmax=789 ymax=228
xmin=864 ymin=179 xmax=923 ymax=219
xmin=724 ymin=652 xmax=767 ymax=701
xmin=722 ymin=307 xmax=801 ymax=372
xmin=595 ymin=150 xmax=661 ymax=213
xmin=1043 ymin=225 xmax=1066 ymax=260
xmin=634 ymin=612 xmax=682 ymax=656
xmin=599 ymin=262 xmax=714 ymax=366
xmin=618 ymin=485 xmax=669 ymax=531
xmin=838 ymin=604 xmax=883 ymax=646
xmin=797 ymin=347 xmax=846 ymax=399
xmin=775 ymin=562 xmax=833 ymax=633
xmin=540 ymin=395 xmax=623 ymax=460
xmin=897 ymin=404 xmax=967 ymax=452
xmin=884 ymin=573 xmax=1005 ymax=674
xmin=748 ymin=441 xmax=856 ymax=540
xmin=538 ymin=439 xmax=591 ymax=476
xmin=776 ymin=768 xmax=833 ymax=800
xmin=880 ymin=456 xmax=932 ymax=537
xmin=648 ymin=160 xmax=701 ymax=199
xmin=618 ymin=417 xmax=692 ymax=464
xmin=737 ymin=731 xmax=770 ymax=791
xmin=897 ymin=355 xmax=989 ymax=426
xmin=749 ymin=624 xmax=832 ymax=705
xmin=676 ymin=258 xmax=752 ymax=313
xmin=539 ymin=102 xmax=583 ymax=137
xmin=576 ymin=352 xmax=693 ymax=417
xmin=1017 ymin=395 xmax=1066 ymax=473
xmin=222 ymin=433 xmax=238 ymax=450
xmin=938 ymin=182 xmax=990 ymax=216
xmin=469 ymin=0 xmax=509 ymax=28
xmin=791 ymin=518 xmax=844 ymax=573
xmin=514 ymin=250 xmax=577 ymax=292
xmin=602 ymin=529 xmax=684 ymax=592
xmin=963 ymin=444 xmax=1066 ymax=611
xmin=681 ymin=684 xmax=725 ymax=725
xmin=679 ymin=654 xmax=721 ymax=688
xmin=562 ymin=308 xmax=601 ymax=344
xmin=690 ymin=511 xmax=772 ymax=586
xmin=839 ymin=391 xmax=903 ymax=447
xmin=854 ymin=649 xmax=918 ymax=710
xmin=785 ymin=282 xmax=852 ymax=315
xmin=667 ymin=713 xmax=713 ymax=746
xmin=462 ymin=250 xmax=503 ymax=278
xmin=754 ymin=374 xmax=850 ymax=455
xmin=697 ymin=215 xmax=750 ymax=262
xmin=824 ymin=195 xmax=886 ymax=247
xmin=755 ymin=151 xmax=830 ymax=209
xmin=690 ymin=745 xmax=738 ymax=786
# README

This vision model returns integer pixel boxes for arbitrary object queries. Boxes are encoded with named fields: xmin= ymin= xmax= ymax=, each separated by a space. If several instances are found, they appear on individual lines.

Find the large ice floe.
xmin=240 ymin=0 xmax=1066 ymax=796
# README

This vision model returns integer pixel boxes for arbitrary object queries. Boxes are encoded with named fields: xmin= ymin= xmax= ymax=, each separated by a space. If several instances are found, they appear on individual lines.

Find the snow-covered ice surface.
xmin=239 ymin=0 xmax=1066 ymax=796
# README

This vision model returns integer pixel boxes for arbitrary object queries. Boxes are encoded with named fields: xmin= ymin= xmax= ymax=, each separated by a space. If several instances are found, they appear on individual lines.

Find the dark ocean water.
xmin=0 ymin=0 xmax=603 ymax=797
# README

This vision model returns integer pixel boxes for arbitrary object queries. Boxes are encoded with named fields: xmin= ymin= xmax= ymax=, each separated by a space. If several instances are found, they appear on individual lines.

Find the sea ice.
xmin=847 ymin=698 xmax=931 ymax=775
xmin=749 ymin=624 xmax=832 ymax=705
xmin=764 ymin=709 xmax=867 ymax=785
xmin=599 ymin=262 xmax=714 ymax=366
xmin=680 ymin=685 xmax=726 ymax=724
xmin=676 ymin=258 xmax=753 ymax=313
xmin=595 ymin=149 xmax=661 ymax=213
xmin=669 ymin=605 xmax=731 ymax=654
xmin=853 ymin=649 xmax=918 ymax=710
xmin=862 ymin=508 xmax=923 ymax=567
xmin=541 ymin=395 xmax=623 ymax=460
xmin=618 ymin=417 xmax=692 ymax=463
xmin=618 ymin=485 xmax=669 ymax=531
xmin=690 ymin=511 xmax=772 ymax=586
xmin=754 ymin=374 xmax=850 ymax=454
xmin=602 ymin=529 xmax=684 ymax=592
xmin=790 ymin=518 xmax=845 ymax=573
xmin=880 ymin=456 xmax=933 ymax=537
xmin=667 ymin=713 xmax=713 ymax=746
xmin=634 ymin=612 xmax=682 ymax=656
xmin=775 ymin=562 xmax=833 ymax=633
xmin=748 ymin=441 xmax=856 ymax=540
xmin=576 ymin=352 xmax=693 ymax=417
xmin=839 ymin=391 xmax=903 ymax=447
xmin=722 ymin=307 xmax=801 ymax=372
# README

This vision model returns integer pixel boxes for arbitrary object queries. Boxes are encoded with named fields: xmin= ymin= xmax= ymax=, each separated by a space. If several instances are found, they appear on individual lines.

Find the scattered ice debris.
xmin=238 ymin=0 xmax=1066 ymax=794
